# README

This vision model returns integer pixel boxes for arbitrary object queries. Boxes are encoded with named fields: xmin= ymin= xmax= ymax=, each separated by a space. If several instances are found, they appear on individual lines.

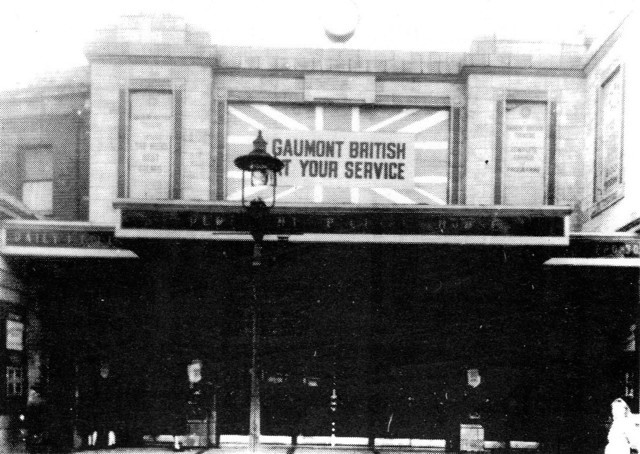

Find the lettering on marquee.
xmin=570 ymin=238 xmax=640 ymax=258
xmin=120 ymin=209 xmax=566 ymax=238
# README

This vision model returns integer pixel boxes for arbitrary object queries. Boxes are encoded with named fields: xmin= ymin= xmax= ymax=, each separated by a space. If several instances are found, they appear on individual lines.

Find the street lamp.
xmin=234 ymin=131 xmax=284 ymax=452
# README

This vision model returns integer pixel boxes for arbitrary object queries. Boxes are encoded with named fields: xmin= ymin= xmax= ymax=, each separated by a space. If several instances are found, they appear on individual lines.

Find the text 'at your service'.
xmin=272 ymin=139 xmax=408 ymax=181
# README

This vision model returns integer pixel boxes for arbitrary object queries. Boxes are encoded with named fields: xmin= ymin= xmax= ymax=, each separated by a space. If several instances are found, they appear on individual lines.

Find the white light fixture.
xmin=322 ymin=0 xmax=359 ymax=43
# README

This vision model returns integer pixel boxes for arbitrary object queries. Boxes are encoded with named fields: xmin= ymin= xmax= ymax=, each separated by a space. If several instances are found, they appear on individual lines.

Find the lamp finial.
xmin=253 ymin=130 xmax=267 ymax=151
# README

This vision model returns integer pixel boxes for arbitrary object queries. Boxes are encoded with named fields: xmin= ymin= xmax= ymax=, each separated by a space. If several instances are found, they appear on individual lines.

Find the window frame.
xmin=5 ymin=319 xmax=24 ymax=352
xmin=6 ymin=365 xmax=24 ymax=397
xmin=17 ymin=144 xmax=54 ymax=215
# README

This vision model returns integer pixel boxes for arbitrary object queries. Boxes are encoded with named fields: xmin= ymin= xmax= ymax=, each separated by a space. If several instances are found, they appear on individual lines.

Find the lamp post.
xmin=234 ymin=131 xmax=284 ymax=452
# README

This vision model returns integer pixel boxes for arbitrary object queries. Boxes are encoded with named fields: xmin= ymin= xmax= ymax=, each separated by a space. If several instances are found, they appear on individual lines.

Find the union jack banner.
xmin=226 ymin=103 xmax=451 ymax=205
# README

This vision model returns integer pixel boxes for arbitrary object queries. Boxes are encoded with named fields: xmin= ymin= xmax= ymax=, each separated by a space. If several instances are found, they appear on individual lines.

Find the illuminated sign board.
xmin=593 ymin=66 xmax=624 ymax=215
xmin=5 ymin=229 xmax=117 ymax=249
xmin=116 ymin=204 xmax=569 ymax=245
xmin=0 ymin=222 xmax=138 ymax=258
xmin=569 ymin=236 xmax=640 ymax=258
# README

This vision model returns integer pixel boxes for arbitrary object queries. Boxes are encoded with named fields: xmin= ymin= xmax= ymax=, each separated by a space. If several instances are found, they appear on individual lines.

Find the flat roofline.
xmin=85 ymin=41 xmax=587 ymax=75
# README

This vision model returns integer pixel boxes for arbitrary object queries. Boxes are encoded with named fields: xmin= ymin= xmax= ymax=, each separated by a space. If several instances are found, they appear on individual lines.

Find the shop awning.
xmin=0 ymin=246 xmax=137 ymax=259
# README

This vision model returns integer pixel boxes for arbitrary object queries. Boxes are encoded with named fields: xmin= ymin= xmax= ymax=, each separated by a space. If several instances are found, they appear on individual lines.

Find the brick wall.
xmin=0 ymin=87 xmax=90 ymax=221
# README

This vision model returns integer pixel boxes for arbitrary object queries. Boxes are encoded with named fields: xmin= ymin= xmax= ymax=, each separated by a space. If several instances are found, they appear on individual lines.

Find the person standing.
xmin=605 ymin=398 xmax=637 ymax=454
xmin=25 ymin=385 xmax=50 ymax=454
xmin=174 ymin=359 xmax=211 ymax=451
xmin=87 ymin=361 xmax=119 ymax=449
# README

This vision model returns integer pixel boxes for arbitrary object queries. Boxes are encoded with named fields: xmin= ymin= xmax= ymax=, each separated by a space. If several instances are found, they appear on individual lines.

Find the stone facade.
xmin=76 ymin=12 xmax=635 ymax=232
xmin=1 ymin=12 xmax=636 ymax=231
xmin=581 ymin=12 xmax=639 ymax=231
xmin=89 ymin=63 xmax=212 ymax=221
xmin=464 ymin=74 xmax=585 ymax=209
xmin=0 ymin=69 xmax=90 ymax=221
xmin=0 ymin=12 xmax=637 ymax=451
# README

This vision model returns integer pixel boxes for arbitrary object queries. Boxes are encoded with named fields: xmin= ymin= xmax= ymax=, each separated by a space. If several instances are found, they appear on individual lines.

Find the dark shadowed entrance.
xmin=13 ymin=239 xmax=640 ymax=453
xmin=540 ymin=261 xmax=639 ymax=453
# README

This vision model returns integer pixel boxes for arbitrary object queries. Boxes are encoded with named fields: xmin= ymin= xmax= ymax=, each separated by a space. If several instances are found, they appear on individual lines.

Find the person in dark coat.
xmin=172 ymin=385 xmax=189 ymax=452
xmin=174 ymin=359 xmax=212 ymax=451
xmin=25 ymin=386 xmax=50 ymax=454
xmin=87 ymin=361 xmax=119 ymax=449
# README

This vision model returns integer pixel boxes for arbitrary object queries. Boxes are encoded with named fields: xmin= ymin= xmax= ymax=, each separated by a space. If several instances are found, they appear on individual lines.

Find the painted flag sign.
xmin=226 ymin=103 xmax=450 ymax=205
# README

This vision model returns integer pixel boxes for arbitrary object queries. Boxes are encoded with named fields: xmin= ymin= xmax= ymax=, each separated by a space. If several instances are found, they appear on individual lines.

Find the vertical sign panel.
xmin=595 ymin=66 xmax=624 ymax=210
xmin=118 ymin=89 xmax=127 ymax=198
xmin=449 ymin=107 xmax=461 ymax=205
xmin=547 ymin=102 xmax=557 ymax=205
xmin=129 ymin=91 xmax=173 ymax=199
xmin=172 ymin=90 xmax=182 ymax=199
xmin=503 ymin=102 xmax=547 ymax=205
xmin=494 ymin=101 xmax=504 ymax=204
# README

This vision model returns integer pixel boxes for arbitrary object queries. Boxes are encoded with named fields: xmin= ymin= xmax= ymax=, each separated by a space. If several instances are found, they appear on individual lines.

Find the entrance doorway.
xmin=26 ymin=243 xmax=639 ymax=453
xmin=541 ymin=262 xmax=639 ymax=453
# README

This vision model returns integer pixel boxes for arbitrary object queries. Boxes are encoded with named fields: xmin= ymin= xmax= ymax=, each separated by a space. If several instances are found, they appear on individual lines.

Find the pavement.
xmin=68 ymin=447 xmax=444 ymax=454
xmin=5 ymin=442 xmax=451 ymax=454
xmin=71 ymin=448 xmax=444 ymax=454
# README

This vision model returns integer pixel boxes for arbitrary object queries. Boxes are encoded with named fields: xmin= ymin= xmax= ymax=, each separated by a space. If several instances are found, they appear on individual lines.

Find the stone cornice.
xmin=0 ymin=84 xmax=89 ymax=101
xmin=84 ymin=41 xmax=217 ymax=65
xmin=461 ymin=65 xmax=585 ymax=79
xmin=85 ymin=40 xmax=594 ymax=77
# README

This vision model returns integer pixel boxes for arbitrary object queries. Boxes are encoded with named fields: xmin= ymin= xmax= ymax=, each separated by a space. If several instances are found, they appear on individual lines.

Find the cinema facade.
xmin=0 ymin=11 xmax=639 ymax=453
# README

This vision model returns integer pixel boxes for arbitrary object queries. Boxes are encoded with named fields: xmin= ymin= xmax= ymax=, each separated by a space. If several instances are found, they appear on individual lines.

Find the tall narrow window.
xmin=129 ymin=91 xmax=174 ymax=199
xmin=21 ymin=146 xmax=53 ymax=214
xmin=502 ymin=101 xmax=547 ymax=205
